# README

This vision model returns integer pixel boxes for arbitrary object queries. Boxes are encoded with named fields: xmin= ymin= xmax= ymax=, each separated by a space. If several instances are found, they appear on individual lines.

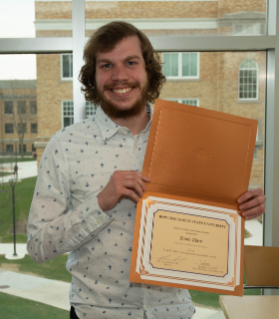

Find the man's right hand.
xmin=98 ymin=171 xmax=151 ymax=211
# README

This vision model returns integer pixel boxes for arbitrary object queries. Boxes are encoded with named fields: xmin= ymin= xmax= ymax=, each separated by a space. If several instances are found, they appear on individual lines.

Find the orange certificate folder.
xmin=130 ymin=99 xmax=258 ymax=297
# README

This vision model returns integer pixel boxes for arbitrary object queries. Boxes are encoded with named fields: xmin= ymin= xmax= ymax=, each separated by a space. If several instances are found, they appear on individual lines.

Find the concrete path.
xmin=0 ymin=160 xmax=37 ymax=184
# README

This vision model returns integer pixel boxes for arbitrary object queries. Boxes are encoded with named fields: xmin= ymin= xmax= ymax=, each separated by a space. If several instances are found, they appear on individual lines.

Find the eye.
xmin=127 ymin=61 xmax=136 ymax=66
xmin=101 ymin=63 xmax=111 ymax=69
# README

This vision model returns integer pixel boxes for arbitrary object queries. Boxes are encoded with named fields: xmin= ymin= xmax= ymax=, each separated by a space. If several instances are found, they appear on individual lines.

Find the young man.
xmin=27 ymin=22 xmax=266 ymax=319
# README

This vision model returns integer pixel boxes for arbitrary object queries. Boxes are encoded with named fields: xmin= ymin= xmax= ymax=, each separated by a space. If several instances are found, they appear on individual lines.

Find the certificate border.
xmin=137 ymin=197 xmax=239 ymax=289
xmin=149 ymin=209 xmax=230 ymax=278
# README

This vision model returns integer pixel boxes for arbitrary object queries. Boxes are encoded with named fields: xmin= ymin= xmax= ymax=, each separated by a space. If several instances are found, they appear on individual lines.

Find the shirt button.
xmin=120 ymin=128 xmax=125 ymax=134
xmin=96 ymin=219 xmax=101 ymax=224
xmin=134 ymin=144 xmax=138 ymax=150
xmin=144 ymin=305 xmax=148 ymax=310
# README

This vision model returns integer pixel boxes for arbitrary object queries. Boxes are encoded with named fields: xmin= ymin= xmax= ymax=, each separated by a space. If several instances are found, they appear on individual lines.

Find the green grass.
xmin=0 ymin=157 xmax=37 ymax=164
xmin=0 ymin=177 xmax=37 ymax=243
xmin=0 ymin=292 xmax=69 ymax=319
xmin=189 ymin=273 xmax=261 ymax=309
xmin=0 ymin=172 xmax=13 ymax=176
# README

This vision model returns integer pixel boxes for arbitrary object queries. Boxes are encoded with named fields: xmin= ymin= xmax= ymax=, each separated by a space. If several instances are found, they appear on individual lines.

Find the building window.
xmin=32 ymin=144 xmax=36 ymax=152
xmin=239 ymin=60 xmax=258 ymax=100
xmin=17 ymin=101 xmax=26 ymax=114
xmin=61 ymin=54 xmax=73 ymax=79
xmin=169 ymin=99 xmax=199 ymax=107
xmin=63 ymin=101 xmax=74 ymax=127
xmin=86 ymin=101 xmax=97 ymax=118
xmin=30 ymin=101 xmax=37 ymax=114
xmin=233 ymin=23 xmax=265 ymax=36
xmin=5 ymin=123 xmax=14 ymax=134
xmin=4 ymin=101 xmax=13 ymax=114
xmin=31 ymin=123 xmax=38 ymax=133
xmin=162 ymin=53 xmax=199 ymax=78
xmin=19 ymin=144 xmax=26 ymax=153
xmin=18 ymin=123 xmax=27 ymax=133
xmin=6 ymin=144 xmax=13 ymax=153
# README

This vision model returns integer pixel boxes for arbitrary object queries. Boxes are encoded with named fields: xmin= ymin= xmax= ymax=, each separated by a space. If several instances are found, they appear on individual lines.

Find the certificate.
xmin=134 ymin=196 xmax=241 ymax=292
xmin=130 ymin=99 xmax=257 ymax=296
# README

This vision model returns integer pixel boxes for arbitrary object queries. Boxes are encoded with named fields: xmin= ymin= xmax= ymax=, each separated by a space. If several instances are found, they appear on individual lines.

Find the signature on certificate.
xmin=158 ymin=255 xmax=187 ymax=262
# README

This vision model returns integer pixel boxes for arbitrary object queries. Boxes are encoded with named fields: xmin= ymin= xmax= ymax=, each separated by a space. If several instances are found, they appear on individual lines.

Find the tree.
xmin=2 ymin=80 xmax=37 ymax=157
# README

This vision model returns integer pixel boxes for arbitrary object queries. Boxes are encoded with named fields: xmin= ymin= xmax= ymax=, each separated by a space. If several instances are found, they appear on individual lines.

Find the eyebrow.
xmin=97 ymin=55 xmax=141 ymax=65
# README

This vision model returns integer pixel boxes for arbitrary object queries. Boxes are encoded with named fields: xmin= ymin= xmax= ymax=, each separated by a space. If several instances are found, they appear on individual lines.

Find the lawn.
xmin=0 ymin=176 xmax=37 ymax=243
xmin=0 ymin=292 xmax=69 ymax=319
xmin=0 ymin=157 xmax=37 ymax=164
xmin=0 ymin=254 xmax=261 ymax=310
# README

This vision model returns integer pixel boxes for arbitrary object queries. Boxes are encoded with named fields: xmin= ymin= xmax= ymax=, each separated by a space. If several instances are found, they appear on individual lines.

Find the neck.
xmin=108 ymin=107 xmax=150 ymax=135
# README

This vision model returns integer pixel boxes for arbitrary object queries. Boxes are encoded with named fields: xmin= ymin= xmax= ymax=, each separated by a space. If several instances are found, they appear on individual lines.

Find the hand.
xmin=237 ymin=188 xmax=266 ymax=220
xmin=98 ymin=170 xmax=150 ymax=211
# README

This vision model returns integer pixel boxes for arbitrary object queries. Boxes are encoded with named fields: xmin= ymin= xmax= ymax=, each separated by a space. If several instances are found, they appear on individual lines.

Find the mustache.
xmin=103 ymin=82 xmax=140 ymax=91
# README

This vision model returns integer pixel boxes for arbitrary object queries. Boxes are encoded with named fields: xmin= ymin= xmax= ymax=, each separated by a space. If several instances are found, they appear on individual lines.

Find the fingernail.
xmin=239 ymin=205 xmax=244 ymax=210
xmin=237 ymin=198 xmax=242 ymax=203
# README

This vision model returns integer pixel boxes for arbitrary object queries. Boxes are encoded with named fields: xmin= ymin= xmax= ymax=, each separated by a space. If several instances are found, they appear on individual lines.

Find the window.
xmin=32 ymin=144 xmax=36 ymax=152
xmin=17 ymin=101 xmax=26 ymax=114
xmin=169 ymin=99 xmax=199 ymax=107
xmin=5 ymin=123 xmax=14 ymax=134
xmin=63 ymin=101 xmax=74 ymax=128
xmin=31 ymin=123 xmax=38 ymax=133
xmin=30 ymin=101 xmax=37 ymax=114
xmin=61 ymin=54 xmax=73 ymax=79
xmin=239 ymin=60 xmax=258 ymax=100
xmin=233 ymin=23 xmax=265 ymax=36
xmin=4 ymin=101 xmax=13 ymax=114
xmin=18 ymin=123 xmax=27 ymax=133
xmin=19 ymin=144 xmax=26 ymax=153
xmin=86 ymin=101 xmax=97 ymax=118
xmin=6 ymin=144 xmax=13 ymax=153
xmin=162 ymin=53 xmax=199 ymax=78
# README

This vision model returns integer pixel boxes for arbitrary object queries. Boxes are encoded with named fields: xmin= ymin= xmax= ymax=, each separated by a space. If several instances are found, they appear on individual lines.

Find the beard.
xmin=97 ymin=81 xmax=149 ymax=119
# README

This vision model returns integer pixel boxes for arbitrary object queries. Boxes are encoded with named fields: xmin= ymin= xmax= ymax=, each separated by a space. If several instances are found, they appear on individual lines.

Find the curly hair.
xmin=79 ymin=21 xmax=166 ymax=105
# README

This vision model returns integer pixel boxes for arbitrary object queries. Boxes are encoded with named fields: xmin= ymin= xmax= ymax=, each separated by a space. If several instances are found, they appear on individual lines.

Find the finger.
xmin=238 ymin=196 xmax=266 ymax=211
xmin=241 ymin=203 xmax=265 ymax=219
xmin=125 ymin=171 xmax=151 ymax=183
xmin=123 ymin=179 xmax=144 ymax=197
xmin=237 ymin=188 xmax=264 ymax=204
xmin=121 ymin=187 xmax=140 ymax=203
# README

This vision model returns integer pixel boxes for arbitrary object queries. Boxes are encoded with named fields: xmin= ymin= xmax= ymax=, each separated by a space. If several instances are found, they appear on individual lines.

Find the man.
xmin=27 ymin=21 xmax=266 ymax=319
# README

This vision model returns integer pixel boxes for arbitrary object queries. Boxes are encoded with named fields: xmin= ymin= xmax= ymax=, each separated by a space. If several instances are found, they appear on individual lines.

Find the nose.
xmin=111 ymin=64 xmax=129 ymax=82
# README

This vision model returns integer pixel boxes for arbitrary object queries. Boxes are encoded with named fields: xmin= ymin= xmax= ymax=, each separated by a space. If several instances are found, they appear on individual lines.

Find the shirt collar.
xmin=95 ymin=103 xmax=153 ymax=141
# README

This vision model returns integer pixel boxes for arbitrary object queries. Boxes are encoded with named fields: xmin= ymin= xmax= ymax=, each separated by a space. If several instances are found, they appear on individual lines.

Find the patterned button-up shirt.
xmin=27 ymin=105 xmax=195 ymax=319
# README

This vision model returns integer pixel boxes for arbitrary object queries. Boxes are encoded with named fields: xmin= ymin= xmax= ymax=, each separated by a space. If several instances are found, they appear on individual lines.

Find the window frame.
xmin=31 ymin=123 xmax=38 ymax=134
xmin=0 ymin=0 xmax=278 ymax=275
xmin=61 ymin=53 xmax=73 ymax=80
xmin=62 ymin=100 xmax=74 ymax=128
xmin=162 ymin=52 xmax=200 ymax=80
xmin=4 ymin=101 xmax=13 ymax=114
xmin=238 ymin=59 xmax=259 ymax=101
xmin=5 ymin=123 xmax=14 ymax=134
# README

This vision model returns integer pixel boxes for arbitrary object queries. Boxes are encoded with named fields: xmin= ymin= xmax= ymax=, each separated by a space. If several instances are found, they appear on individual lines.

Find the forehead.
xmin=96 ymin=36 xmax=143 ymax=62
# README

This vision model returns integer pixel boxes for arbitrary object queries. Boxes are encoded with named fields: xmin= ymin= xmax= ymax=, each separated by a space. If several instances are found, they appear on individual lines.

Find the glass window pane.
xmin=85 ymin=0 xmax=267 ymax=37
xmin=0 ymin=0 xmax=73 ymax=38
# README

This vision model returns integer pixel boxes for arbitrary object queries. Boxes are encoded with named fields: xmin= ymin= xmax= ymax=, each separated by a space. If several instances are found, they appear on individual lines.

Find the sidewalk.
xmin=0 ymin=160 xmax=37 ymax=184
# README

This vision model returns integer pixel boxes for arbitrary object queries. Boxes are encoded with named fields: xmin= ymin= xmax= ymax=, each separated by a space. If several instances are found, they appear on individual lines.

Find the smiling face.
xmin=95 ymin=36 xmax=149 ymax=119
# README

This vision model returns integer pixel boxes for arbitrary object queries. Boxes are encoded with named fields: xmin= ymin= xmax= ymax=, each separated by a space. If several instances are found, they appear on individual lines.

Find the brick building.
xmin=0 ymin=80 xmax=38 ymax=155
xmin=34 ymin=0 xmax=265 ymax=188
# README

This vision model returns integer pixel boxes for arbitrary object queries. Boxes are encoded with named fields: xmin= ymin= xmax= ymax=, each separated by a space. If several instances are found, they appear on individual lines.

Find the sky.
xmin=0 ymin=0 xmax=37 ymax=79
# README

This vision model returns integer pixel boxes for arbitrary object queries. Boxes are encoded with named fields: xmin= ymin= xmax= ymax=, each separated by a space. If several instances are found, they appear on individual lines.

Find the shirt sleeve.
xmin=27 ymin=134 xmax=113 ymax=263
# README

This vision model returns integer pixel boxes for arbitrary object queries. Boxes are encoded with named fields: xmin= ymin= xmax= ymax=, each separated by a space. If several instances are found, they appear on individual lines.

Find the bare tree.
xmin=1 ymin=80 xmax=37 ymax=157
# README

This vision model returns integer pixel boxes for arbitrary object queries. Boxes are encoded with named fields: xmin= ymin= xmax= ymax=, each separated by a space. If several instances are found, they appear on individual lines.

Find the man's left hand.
xmin=237 ymin=188 xmax=266 ymax=220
